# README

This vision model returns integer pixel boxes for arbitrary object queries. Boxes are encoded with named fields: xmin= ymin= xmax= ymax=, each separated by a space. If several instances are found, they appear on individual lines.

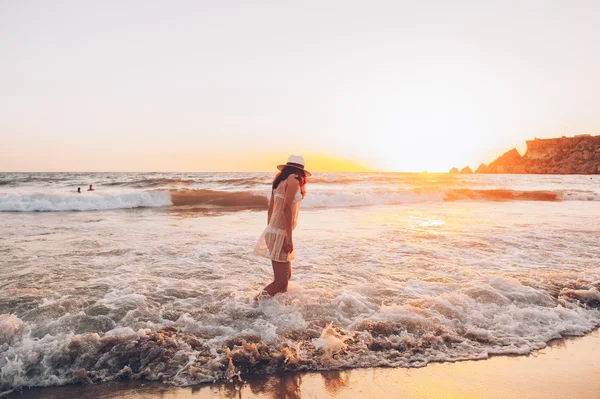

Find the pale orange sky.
xmin=1 ymin=1 xmax=599 ymax=172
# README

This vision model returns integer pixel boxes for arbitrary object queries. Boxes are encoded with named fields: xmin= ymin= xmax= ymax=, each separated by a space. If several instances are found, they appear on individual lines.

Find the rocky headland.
xmin=451 ymin=134 xmax=600 ymax=174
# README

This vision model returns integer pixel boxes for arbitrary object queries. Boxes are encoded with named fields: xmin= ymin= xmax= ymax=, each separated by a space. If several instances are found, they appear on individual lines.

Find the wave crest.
xmin=0 ymin=191 xmax=172 ymax=212
xmin=1 ymin=187 xmax=598 ymax=212
xmin=170 ymin=190 xmax=268 ymax=209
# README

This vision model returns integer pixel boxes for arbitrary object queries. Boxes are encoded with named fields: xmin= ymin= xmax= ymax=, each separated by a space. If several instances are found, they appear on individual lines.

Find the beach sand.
xmin=9 ymin=329 xmax=599 ymax=399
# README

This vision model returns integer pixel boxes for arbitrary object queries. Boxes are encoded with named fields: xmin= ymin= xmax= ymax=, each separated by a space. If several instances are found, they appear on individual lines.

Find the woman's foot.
xmin=254 ymin=290 xmax=270 ymax=301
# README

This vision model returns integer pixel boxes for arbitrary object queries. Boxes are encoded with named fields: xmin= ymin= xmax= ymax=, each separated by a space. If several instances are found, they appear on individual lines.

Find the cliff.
xmin=474 ymin=135 xmax=600 ymax=174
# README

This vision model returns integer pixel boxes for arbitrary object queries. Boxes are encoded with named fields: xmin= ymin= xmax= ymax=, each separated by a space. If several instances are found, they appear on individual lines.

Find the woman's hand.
xmin=284 ymin=236 xmax=294 ymax=253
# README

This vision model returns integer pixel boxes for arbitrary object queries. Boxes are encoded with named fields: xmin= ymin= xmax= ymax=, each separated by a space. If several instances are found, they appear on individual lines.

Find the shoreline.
xmin=7 ymin=328 xmax=600 ymax=399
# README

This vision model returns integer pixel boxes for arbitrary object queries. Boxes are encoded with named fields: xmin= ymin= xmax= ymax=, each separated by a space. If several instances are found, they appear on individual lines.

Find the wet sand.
xmin=8 ymin=329 xmax=599 ymax=399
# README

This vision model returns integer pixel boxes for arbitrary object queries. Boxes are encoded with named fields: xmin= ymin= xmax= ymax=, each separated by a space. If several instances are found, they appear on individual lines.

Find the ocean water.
xmin=1 ymin=172 xmax=599 ymax=396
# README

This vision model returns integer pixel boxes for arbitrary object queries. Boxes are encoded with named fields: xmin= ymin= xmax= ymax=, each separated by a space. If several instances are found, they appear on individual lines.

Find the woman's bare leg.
xmin=270 ymin=261 xmax=290 ymax=294
xmin=256 ymin=261 xmax=290 ymax=299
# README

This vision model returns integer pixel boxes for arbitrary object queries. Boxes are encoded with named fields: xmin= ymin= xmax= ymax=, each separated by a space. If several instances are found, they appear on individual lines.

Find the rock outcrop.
xmin=476 ymin=135 xmax=600 ymax=174
xmin=450 ymin=166 xmax=474 ymax=173
xmin=475 ymin=163 xmax=490 ymax=173
xmin=479 ymin=148 xmax=526 ymax=174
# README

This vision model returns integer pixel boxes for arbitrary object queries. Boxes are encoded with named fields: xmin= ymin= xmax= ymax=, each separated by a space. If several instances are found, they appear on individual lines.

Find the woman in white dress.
xmin=254 ymin=155 xmax=310 ymax=299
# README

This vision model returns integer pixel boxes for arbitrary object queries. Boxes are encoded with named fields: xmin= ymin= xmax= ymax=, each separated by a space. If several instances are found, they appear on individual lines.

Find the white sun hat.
xmin=277 ymin=154 xmax=312 ymax=176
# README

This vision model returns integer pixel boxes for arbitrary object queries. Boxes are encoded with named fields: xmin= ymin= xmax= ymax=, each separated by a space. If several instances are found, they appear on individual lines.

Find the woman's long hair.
xmin=272 ymin=166 xmax=307 ymax=198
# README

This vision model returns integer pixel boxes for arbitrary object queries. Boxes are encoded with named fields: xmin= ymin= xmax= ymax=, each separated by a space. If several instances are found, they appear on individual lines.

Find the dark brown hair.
xmin=272 ymin=166 xmax=307 ymax=198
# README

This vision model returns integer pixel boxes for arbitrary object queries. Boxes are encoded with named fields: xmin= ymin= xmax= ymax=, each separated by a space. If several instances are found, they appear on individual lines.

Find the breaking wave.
xmin=0 ymin=192 xmax=172 ymax=212
xmin=1 ymin=188 xmax=598 ymax=212
xmin=103 ymin=178 xmax=201 ymax=188
xmin=102 ymin=176 xmax=269 ymax=188
xmin=170 ymin=189 xmax=268 ymax=208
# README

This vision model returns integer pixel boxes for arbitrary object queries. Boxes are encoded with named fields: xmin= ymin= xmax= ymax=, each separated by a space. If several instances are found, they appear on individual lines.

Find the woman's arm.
xmin=267 ymin=190 xmax=274 ymax=224
xmin=283 ymin=176 xmax=300 ymax=252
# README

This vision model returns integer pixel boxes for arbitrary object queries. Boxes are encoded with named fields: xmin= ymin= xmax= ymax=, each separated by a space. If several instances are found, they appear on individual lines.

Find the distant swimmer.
xmin=88 ymin=185 xmax=95 ymax=191
xmin=77 ymin=187 xmax=81 ymax=193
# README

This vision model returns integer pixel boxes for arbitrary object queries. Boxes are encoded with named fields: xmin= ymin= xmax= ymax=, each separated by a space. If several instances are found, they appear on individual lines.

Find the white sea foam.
xmin=0 ymin=191 xmax=172 ymax=212
xmin=0 ymin=314 xmax=26 ymax=345
xmin=559 ymin=191 xmax=600 ymax=201
xmin=297 ymin=188 xmax=600 ymax=208
xmin=0 ymin=276 xmax=598 ymax=395
xmin=299 ymin=189 xmax=447 ymax=208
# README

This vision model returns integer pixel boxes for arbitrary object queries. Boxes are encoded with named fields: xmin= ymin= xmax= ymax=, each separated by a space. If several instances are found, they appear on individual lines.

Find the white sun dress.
xmin=254 ymin=178 xmax=302 ymax=262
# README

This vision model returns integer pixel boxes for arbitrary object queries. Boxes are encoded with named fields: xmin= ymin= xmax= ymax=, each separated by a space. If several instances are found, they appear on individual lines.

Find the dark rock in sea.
xmin=449 ymin=167 xmax=460 ymax=174
xmin=460 ymin=166 xmax=473 ymax=174
xmin=476 ymin=135 xmax=600 ymax=174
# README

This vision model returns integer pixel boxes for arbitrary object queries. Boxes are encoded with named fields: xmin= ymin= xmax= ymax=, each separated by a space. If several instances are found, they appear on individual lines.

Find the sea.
xmin=1 ymin=172 xmax=599 ymax=396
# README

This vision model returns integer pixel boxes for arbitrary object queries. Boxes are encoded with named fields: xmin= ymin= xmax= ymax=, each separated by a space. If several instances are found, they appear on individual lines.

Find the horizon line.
xmin=0 ymin=170 xmax=451 ymax=174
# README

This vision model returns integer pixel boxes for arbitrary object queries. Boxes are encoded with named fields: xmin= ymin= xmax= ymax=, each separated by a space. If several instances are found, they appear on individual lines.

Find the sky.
xmin=1 ymin=0 xmax=599 ymax=172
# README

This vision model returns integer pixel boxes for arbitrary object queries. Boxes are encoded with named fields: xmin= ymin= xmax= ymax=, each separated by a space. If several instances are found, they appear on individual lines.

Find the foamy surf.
xmin=0 ymin=191 xmax=172 ymax=212
xmin=3 ymin=188 xmax=599 ymax=212
xmin=0 ymin=277 xmax=598 ymax=396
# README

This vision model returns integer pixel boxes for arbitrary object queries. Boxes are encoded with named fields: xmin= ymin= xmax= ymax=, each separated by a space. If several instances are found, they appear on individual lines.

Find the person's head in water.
xmin=88 ymin=185 xmax=94 ymax=191
xmin=77 ymin=187 xmax=81 ymax=193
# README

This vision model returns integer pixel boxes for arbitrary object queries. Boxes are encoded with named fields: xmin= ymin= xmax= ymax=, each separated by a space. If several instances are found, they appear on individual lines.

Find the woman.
xmin=254 ymin=155 xmax=310 ymax=299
